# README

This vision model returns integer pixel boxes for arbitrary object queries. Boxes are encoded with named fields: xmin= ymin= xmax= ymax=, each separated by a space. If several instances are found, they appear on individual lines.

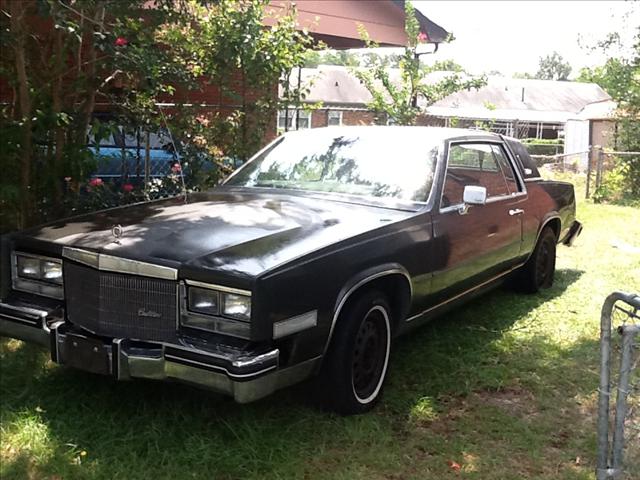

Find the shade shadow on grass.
xmin=1 ymin=268 xmax=600 ymax=480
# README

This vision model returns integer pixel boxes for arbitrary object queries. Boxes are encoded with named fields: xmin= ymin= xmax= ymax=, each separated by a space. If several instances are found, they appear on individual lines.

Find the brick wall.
xmin=342 ymin=110 xmax=376 ymax=125
xmin=311 ymin=111 xmax=328 ymax=128
xmin=302 ymin=108 xmax=377 ymax=129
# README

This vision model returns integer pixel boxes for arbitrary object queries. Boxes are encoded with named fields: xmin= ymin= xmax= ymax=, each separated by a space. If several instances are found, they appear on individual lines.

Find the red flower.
xmin=122 ymin=183 xmax=134 ymax=193
xmin=89 ymin=178 xmax=103 ymax=187
xmin=171 ymin=162 xmax=182 ymax=173
xmin=115 ymin=37 xmax=128 ymax=47
xmin=417 ymin=32 xmax=428 ymax=43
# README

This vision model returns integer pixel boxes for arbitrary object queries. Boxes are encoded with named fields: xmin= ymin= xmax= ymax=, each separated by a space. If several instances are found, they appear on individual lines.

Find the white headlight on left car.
xmin=182 ymin=283 xmax=252 ymax=338
xmin=12 ymin=252 xmax=64 ymax=299
xmin=42 ymin=260 xmax=63 ymax=284
xmin=221 ymin=293 xmax=252 ymax=321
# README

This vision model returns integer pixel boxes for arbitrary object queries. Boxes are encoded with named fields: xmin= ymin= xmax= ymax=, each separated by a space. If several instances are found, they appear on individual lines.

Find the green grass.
xmin=2 ymin=195 xmax=639 ymax=480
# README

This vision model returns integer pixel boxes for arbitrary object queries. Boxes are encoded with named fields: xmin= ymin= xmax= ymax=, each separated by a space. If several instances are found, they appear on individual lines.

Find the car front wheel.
xmin=317 ymin=290 xmax=392 ymax=415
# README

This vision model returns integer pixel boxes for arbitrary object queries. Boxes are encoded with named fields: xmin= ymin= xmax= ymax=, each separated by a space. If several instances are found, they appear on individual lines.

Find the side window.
xmin=441 ymin=143 xmax=511 ymax=208
xmin=491 ymin=144 xmax=521 ymax=194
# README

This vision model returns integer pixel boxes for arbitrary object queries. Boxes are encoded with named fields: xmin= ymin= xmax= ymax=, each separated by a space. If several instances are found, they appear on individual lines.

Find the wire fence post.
xmin=586 ymin=146 xmax=593 ymax=199
xmin=595 ymin=146 xmax=605 ymax=193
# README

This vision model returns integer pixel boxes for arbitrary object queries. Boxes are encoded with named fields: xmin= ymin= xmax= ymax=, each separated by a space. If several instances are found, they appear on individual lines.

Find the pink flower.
xmin=115 ymin=37 xmax=128 ymax=47
xmin=417 ymin=32 xmax=428 ymax=43
xmin=171 ymin=163 xmax=182 ymax=173
xmin=122 ymin=183 xmax=134 ymax=193
xmin=64 ymin=176 xmax=72 ymax=182
xmin=196 ymin=115 xmax=210 ymax=127
xmin=89 ymin=178 xmax=103 ymax=187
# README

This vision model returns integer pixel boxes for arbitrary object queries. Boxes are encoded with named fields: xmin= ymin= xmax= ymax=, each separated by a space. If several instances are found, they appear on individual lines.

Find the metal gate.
xmin=597 ymin=291 xmax=640 ymax=480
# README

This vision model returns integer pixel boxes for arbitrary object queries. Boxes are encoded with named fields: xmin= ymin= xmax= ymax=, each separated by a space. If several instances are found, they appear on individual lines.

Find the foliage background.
xmin=0 ymin=0 xmax=312 ymax=233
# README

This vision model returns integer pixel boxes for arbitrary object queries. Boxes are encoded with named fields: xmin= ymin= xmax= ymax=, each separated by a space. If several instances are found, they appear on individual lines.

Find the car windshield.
xmin=225 ymin=128 xmax=440 ymax=204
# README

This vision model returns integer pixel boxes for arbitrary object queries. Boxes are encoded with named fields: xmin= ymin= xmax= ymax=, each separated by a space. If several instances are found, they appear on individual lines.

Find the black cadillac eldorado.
xmin=0 ymin=127 xmax=582 ymax=414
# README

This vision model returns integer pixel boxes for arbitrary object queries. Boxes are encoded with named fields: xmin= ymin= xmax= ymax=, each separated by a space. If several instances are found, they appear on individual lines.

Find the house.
xmin=281 ymin=66 xmax=612 ymax=147
xmin=266 ymin=0 xmax=449 ymax=48
xmin=564 ymin=99 xmax=618 ymax=170
xmin=0 ymin=0 xmax=449 ymax=138
xmin=422 ymin=76 xmax=611 ymax=140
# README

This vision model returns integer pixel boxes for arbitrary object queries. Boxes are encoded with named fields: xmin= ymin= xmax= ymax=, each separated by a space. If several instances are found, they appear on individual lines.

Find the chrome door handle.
xmin=509 ymin=208 xmax=524 ymax=216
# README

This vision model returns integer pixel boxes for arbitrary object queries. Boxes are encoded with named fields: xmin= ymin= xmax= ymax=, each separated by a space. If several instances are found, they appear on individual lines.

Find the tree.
xmin=353 ymin=2 xmax=485 ymax=125
xmin=535 ymin=51 xmax=572 ymax=81
xmin=0 ymin=0 xmax=314 ymax=231
xmin=579 ymin=28 xmax=640 ymax=199
xmin=426 ymin=59 xmax=465 ymax=73
xmin=165 ymin=0 xmax=312 ymax=162
xmin=0 ymin=0 xmax=188 ymax=229
xmin=513 ymin=72 xmax=535 ymax=79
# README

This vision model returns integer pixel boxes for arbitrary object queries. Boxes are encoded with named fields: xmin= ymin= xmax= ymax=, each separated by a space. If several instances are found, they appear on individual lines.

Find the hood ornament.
xmin=111 ymin=224 xmax=124 ymax=244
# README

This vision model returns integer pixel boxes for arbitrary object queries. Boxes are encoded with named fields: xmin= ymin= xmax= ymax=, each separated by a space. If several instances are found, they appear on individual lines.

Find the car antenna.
xmin=158 ymin=105 xmax=188 ymax=203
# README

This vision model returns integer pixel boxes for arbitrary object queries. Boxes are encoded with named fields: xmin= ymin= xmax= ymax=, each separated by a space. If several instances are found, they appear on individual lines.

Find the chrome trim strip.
xmin=405 ymin=263 xmax=525 ymax=322
xmin=231 ymin=350 xmax=279 ymax=369
xmin=0 ymin=302 xmax=48 ymax=319
xmin=524 ymin=176 xmax=543 ymax=182
xmin=164 ymin=353 xmax=278 ymax=379
xmin=50 ymin=320 xmax=65 ymax=363
xmin=12 ymin=251 xmax=62 ymax=265
xmin=185 ymin=280 xmax=252 ymax=297
xmin=61 ymin=247 xmax=99 ymax=268
xmin=0 ymin=312 xmax=40 ymax=325
xmin=113 ymin=338 xmax=126 ymax=380
xmin=163 ymin=341 xmax=259 ymax=364
xmin=439 ymin=191 xmax=529 ymax=214
xmin=63 ymin=247 xmax=177 ymax=280
xmin=322 ymin=268 xmax=412 ymax=359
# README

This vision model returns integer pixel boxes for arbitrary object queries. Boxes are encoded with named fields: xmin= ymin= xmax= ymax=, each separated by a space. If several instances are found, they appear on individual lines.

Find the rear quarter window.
xmin=505 ymin=139 xmax=540 ymax=179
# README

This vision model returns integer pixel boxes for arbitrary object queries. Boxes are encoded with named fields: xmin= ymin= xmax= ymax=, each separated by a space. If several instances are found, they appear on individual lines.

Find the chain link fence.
xmin=91 ymin=127 xmax=186 ymax=199
xmin=530 ymin=147 xmax=640 ymax=200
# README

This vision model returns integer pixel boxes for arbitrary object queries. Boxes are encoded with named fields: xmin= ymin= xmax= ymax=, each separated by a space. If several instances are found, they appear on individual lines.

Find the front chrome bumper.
xmin=0 ymin=302 xmax=318 ymax=403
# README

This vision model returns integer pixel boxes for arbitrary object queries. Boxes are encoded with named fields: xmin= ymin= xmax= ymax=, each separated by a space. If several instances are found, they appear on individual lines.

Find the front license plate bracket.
xmin=62 ymin=334 xmax=111 ymax=375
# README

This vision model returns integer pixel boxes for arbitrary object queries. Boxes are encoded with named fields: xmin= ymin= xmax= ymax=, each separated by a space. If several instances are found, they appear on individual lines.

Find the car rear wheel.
xmin=516 ymin=226 xmax=557 ymax=293
xmin=317 ymin=290 xmax=392 ymax=415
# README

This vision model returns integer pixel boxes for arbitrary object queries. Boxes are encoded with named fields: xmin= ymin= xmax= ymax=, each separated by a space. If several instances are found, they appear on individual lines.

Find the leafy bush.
xmin=593 ymin=158 xmax=640 ymax=206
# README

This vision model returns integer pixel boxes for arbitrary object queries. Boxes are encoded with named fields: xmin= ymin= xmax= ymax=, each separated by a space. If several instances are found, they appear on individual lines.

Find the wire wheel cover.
xmin=351 ymin=307 xmax=389 ymax=401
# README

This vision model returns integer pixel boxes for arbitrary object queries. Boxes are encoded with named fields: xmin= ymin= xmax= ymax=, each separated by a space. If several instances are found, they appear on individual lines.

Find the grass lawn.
xmin=1 ymin=189 xmax=639 ymax=480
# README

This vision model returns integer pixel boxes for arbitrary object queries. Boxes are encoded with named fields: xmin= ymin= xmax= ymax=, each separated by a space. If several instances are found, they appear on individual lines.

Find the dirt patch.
xmin=472 ymin=387 xmax=539 ymax=420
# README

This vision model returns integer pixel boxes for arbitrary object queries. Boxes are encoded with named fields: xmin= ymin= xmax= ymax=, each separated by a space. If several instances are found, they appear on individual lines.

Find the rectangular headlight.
xmin=42 ymin=260 xmax=63 ymax=284
xmin=182 ymin=282 xmax=252 ymax=338
xmin=221 ymin=293 xmax=251 ymax=322
xmin=16 ymin=256 xmax=41 ymax=280
xmin=12 ymin=252 xmax=64 ymax=299
xmin=187 ymin=287 xmax=219 ymax=316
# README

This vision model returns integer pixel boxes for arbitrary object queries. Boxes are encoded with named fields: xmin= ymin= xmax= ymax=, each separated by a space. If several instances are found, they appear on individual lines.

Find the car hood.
xmin=23 ymin=189 xmax=415 ymax=279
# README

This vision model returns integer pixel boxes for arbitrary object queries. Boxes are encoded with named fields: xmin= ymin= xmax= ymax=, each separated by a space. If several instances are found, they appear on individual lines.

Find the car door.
xmin=429 ymin=141 xmax=527 ymax=303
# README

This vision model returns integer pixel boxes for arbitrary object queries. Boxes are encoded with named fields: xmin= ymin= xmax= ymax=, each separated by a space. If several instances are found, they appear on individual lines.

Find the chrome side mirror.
xmin=458 ymin=185 xmax=487 ymax=215
xmin=463 ymin=185 xmax=487 ymax=205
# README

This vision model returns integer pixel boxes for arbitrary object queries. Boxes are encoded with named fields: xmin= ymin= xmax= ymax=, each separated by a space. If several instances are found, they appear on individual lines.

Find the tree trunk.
xmin=52 ymin=21 xmax=65 ymax=211
xmin=10 ymin=1 xmax=33 ymax=228
xmin=76 ymin=3 xmax=105 ymax=147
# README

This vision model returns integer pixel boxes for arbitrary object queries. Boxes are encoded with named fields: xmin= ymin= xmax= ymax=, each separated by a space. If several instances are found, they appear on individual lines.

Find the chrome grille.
xmin=64 ymin=262 xmax=178 ymax=341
